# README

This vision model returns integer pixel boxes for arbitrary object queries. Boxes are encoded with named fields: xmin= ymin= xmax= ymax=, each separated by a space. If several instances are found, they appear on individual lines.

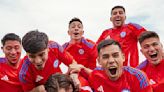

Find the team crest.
xmin=78 ymin=49 xmax=84 ymax=55
xmin=120 ymin=31 xmax=126 ymax=38
xmin=122 ymin=89 xmax=130 ymax=92
xmin=53 ymin=59 xmax=59 ymax=68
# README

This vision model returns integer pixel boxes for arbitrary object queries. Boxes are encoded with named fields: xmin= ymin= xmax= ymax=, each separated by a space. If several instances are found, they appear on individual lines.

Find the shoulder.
xmin=0 ymin=57 xmax=6 ymax=63
xmin=48 ymin=41 xmax=64 ymax=53
xmin=124 ymin=66 xmax=149 ymax=88
xmin=19 ymin=56 xmax=32 ymax=83
xmin=81 ymin=38 xmax=96 ymax=49
xmin=62 ymin=42 xmax=69 ymax=49
xmin=137 ymin=59 xmax=148 ymax=70
xmin=127 ymin=23 xmax=143 ymax=30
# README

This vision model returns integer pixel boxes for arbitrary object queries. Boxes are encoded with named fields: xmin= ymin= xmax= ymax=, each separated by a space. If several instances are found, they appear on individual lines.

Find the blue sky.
xmin=0 ymin=0 xmax=164 ymax=63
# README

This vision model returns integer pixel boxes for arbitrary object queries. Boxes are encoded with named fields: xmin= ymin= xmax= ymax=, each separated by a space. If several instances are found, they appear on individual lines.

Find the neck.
xmin=70 ymin=39 xmax=82 ymax=44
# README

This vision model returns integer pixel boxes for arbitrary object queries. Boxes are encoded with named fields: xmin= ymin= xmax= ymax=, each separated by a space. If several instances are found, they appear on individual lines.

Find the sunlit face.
xmin=98 ymin=45 xmax=125 ymax=81
xmin=2 ymin=40 xmax=22 ymax=66
xmin=68 ymin=21 xmax=84 ymax=42
xmin=140 ymin=37 xmax=163 ymax=65
xmin=59 ymin=85 xmax=73 ymax=92
xmin=27 ymin=48 xmax=49 ymax=70
xmin=110 ymin=8 xmax=126 ymax=28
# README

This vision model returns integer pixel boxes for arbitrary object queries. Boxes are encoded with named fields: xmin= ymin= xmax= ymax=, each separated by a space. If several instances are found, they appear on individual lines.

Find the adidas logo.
xmin=149 ymin=79 xmax=156 ymax=85
xmin=1 ymin=75 xmax=9 ymax=81
xmin=35 ymin=75 xmax=44 ymax=82
xmin=97 ymin=85 xmax=104 ymax=92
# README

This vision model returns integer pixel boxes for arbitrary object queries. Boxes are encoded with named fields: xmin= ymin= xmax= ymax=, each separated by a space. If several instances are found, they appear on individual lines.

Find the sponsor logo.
xmin=35 ymin=75 xmax=44 ymax=82
xmin=149 ymin=79 xmax=156 ymax=85
xmin=1 ymin=75 xmax=9 ymax=81
xmin=97 ymin=85 xmax=104 ymax=92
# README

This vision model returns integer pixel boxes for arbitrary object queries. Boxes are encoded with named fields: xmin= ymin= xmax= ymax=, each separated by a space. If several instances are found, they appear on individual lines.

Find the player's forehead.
xmin=100 ymin=45 xmax=121 ymax=55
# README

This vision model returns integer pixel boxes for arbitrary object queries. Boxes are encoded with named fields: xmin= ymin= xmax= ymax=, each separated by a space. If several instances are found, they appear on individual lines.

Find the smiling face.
xmin=98 ymin=44 xmax=125 ymax=81
xmin=27 ymin=48 xmax=49 ymax=70
xmin=110 ymin=8 xmax=126 ymax=28
xmin=2 ymin=40 xmax=22 ymax=67
xmin=140 ymin=37 xmax=163 ymax=65
xmin=68 ymin=21 xmax=84 ymax=42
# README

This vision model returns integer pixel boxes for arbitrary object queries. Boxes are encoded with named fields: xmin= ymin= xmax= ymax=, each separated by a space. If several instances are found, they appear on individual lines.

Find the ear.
xmin=97 ymin=56 xmax=102 ymax=65
xmin=122 ymin=53 xmax=125 ymax=63
xmin=82 ymin=30 xmax=84 ymax=34
xmin=68 ymin=30 xmax=70 ymax=35
xmin=110 ymin=17 xmax=112 ymax=22
xmin=1 ymin=47 xmax=4 ymax=53
xmin=140 ymin=48 xmax=144 ymax=55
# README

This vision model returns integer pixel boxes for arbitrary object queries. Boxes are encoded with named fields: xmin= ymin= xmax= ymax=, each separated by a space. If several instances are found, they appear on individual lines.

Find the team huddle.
xmin=0 ymin=5 xmax=164 ymax=92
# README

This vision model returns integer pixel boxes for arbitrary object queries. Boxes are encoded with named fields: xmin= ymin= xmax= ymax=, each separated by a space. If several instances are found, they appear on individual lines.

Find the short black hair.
xmin=69 ymin=17 xmax=83 ymax=27
xmin=22 ymin=29 xmax=48 ymax=54
xmin=138 ymin=31 xmax=159 ymax=44
xmin=111 ymin=5 xmax=125 ymax=15
xmin=45 ymin=73 xmax=76 ymax=92
xmin=1 ymin=33 xmax=21 ymax=46
xmin=97 ymin=39 xmax=122 ymax=54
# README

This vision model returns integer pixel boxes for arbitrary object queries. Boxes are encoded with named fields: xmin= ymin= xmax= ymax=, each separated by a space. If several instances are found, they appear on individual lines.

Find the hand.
xmin=69 ymin=63 xmax=84 ymax=73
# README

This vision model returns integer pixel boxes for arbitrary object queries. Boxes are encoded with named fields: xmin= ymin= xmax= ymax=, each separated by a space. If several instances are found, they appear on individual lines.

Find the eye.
xmin=6 ymin=46 xmax=12 ymax=51
xmin=102 ymin=54 xmax=109 ymax=59
xmin=112 ymin=52 xmax=119 ymax=58
xmin=152 ymin=42 xmax=159 ymax=47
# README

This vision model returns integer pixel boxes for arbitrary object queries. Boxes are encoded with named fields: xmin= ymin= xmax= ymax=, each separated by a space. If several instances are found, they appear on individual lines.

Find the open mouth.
xmin=150 ymin=53 xmax=157 ymax=58
xmin=108 ymin=67 xmax=117 ymax=75
xmin=73 ymin=33 xmax=79 ymax=36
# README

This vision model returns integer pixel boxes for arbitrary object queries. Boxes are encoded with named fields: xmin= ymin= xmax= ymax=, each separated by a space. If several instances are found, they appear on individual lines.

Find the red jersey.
xmin=97 ymin=23 xmax=146 ymax=67
xmin=19 ymin=41 xmax=74 ymax=92
xmin=0 ymin=58 xmax=23 ymax=92
xmin=78 ymin=75 xmax=93 ymax=92
xmin=89 ymin=66 xmax=152 ymax=92
xmin=137 ymin=59 xmax=164 ymax=92
xmin=63 ymin=38 xmax=97 ymax=69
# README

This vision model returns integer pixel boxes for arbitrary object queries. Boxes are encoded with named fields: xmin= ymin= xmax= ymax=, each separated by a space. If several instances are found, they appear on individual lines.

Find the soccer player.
xmin=89 ymin=39 xmax=152 ymax=92
xmin=137 ymin=31 xmax=164 ymax=92
xmin=0 ymin=33 xmax=23 ymax=92
xmin=63 ymin=17 xmax=97 ymax=70
xmin=45 ymin=73 xmax=77 ymax=92
xmin=97 ymin=5 xmax=147 ymax=67
xmin=19 ymin=30 xmax=77 ymax=92
xmin=63 ymin=17 xmax=96 ymax=92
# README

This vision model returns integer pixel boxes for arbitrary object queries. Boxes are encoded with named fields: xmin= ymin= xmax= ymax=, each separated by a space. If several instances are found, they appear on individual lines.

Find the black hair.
xmin=138 ymin=31 xmax=159 ymax=44
xmin=22 ymin=29 xmax=48 ymax=54
xmin=111 ymin=5 xmax=125 ymax=15
xmin=45 ymin=73 xmax=77 ymax=92
xmin=97 ymin=39 xmax=122 ymax=54
xmin=69 ymin=17 xmax=83 ymax=27
xmin=1 ymin=33 xmax=21 ymax=46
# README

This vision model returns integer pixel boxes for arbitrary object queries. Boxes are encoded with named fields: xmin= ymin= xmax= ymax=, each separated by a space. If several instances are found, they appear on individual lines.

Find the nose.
xmin=10 ymin=48 xmax=17 ymax=54
xmin=148 ymin=46 xmax=155 ymax=52
xmin=108 ymin=57 xmax=115 ymax=65
xmin=33 ymin=56 xmax=42 ymax=64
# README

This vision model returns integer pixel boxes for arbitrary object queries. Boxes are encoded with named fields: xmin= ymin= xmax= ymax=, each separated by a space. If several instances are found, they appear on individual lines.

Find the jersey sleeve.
xmin=86 ymin=39 xmax=97 ymax=69
xmin=128 ymin=23 xmax=147 ymax=38
xmin=19 ymin=56 xmax=36 ymax=92
xmin=125 ymin=67 xmax=153 ymax=92
xmin=96 ymin=29 xmax=111 ymax=44
xmin=49 ymin=41 xmax=74 ymax=66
